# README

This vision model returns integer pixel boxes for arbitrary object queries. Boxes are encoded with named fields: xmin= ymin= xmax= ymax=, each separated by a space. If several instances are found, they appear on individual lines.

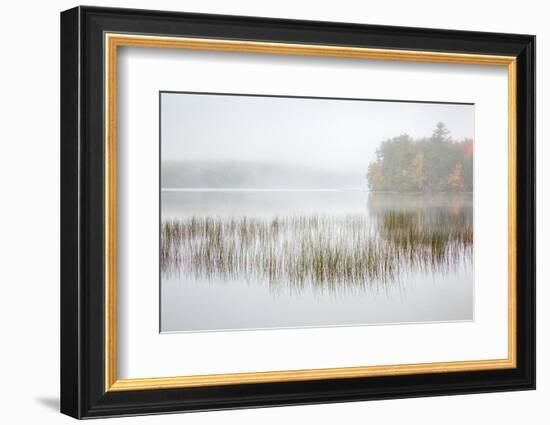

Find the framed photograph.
xmin=60 ymin=6 xmax=535 ymax=419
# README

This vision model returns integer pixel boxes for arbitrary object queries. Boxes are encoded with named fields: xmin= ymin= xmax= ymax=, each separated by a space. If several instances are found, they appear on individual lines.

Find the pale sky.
xmin=161 ymin=92 xmax=474 ymax=174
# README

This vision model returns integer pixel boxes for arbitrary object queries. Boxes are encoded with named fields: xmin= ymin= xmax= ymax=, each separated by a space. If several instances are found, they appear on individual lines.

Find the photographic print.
xmin=160 ymin=92 xmax=474 ymax=333
xmin=61 ymin=9 xmax=535 ymax=416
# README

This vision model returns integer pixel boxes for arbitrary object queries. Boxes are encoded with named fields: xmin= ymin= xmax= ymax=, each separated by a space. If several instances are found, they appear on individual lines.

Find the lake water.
xmin=160 ymin=191 xmax=473 ymax=333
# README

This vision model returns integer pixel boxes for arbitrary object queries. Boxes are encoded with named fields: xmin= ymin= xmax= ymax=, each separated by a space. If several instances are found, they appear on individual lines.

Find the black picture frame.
xmin=61 ymin=5 xmax=535 ymax=419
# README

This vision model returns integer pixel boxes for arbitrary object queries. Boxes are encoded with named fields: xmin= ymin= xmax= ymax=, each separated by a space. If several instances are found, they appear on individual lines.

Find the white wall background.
xmin=0 ymin=0 xmax=545 ymax=423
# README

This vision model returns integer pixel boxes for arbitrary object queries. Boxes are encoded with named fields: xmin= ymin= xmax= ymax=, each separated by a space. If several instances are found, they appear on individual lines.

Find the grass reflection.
xmin=161 ymin=194 xmax=472 ymax=292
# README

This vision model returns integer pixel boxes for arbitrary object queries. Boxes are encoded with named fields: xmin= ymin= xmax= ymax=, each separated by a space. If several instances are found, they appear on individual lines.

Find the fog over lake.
xmin=160 ymin=92 xmax=474 ymax=333
xmin=161 ymin=92 xmax=473 ymax=185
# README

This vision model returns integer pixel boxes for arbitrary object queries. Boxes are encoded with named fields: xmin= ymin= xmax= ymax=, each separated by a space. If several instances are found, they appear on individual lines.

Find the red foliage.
xmin=462 ymin=139 xmax=474 ymax=159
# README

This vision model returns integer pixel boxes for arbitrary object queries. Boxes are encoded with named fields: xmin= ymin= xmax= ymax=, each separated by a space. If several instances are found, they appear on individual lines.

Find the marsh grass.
xmin=161 ymin=212 xmax=472 ymax=292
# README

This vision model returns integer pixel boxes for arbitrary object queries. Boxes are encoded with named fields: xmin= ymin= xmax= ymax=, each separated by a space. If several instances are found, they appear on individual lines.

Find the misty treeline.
xmin=161 ymin=160 xmax=359 ymax=189
xmin=366 ymin=122 xmax=473 ymax=192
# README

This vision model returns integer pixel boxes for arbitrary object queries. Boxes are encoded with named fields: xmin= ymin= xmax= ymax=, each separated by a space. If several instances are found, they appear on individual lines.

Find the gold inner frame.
xmin=104 ymin=33 xmax=517 ymax=392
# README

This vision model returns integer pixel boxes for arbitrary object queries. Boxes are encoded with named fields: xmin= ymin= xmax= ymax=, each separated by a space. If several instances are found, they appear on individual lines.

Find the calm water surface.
xmin=161 ymin=191 xmax=473 ymax=332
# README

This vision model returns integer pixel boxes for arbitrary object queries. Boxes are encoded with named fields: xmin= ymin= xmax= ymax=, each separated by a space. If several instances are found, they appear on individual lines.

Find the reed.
xmin=161 ymin=212 xmax=473 ymax=292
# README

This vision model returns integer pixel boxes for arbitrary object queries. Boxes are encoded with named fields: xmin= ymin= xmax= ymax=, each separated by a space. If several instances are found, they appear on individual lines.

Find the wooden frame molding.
xmin=103 ymin=33 xmax=518 ymax=392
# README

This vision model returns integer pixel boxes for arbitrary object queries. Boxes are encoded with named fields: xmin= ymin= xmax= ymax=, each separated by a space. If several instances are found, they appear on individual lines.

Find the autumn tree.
xmin=448 ymin=162 xmax=465 ymax=191
xmin=366 ymin=123 xmax=473 ymax=193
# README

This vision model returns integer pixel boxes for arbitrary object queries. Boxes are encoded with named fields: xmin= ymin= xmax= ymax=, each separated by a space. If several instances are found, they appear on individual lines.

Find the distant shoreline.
xmin=161 ymin=188 xmax=474 ymax=194
xmin=161 ymin=188 xmax=368 ymax=192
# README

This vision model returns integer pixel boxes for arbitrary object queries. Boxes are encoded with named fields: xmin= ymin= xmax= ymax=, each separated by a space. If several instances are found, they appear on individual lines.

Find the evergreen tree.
xmin=432 ymin=121 xmax=451 ymax=142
